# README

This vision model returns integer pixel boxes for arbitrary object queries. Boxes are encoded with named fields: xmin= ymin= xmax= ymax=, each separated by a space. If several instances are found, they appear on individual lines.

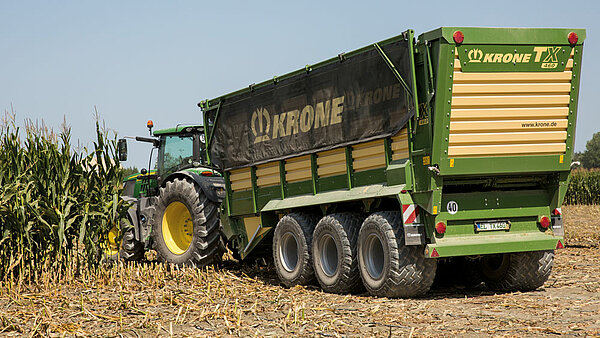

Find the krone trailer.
xmin=191 ymin=27 xmax=585 ymax=297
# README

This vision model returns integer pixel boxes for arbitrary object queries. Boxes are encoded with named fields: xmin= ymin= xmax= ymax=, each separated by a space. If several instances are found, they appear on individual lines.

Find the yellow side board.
xmin=317 ymin=148 xmax=346 ymax=177
xmin=352 ymin=139 xmax=385 ymax=172
xmin=450 ymin=107 xmax=569 ymax=120
xmin=448 ymin=50 xmax=573 ymax=158
xmin=229 ymin=127 xmax=411 ymax=190
xmin=256 ymin=162 xmax=280 ymax=187
xmin=453 ymin=71 xmax=573 ymax=84
xmin=391 ymin=128 xmax=409 ymax=161
xmin=285 ymin=155 xmax=312 ymax=183
xmin=450 ymin=119 xmax=568 ymax=132
xmin=449 ymin=143 xmax=566 ymax=157
xmin=449 ymin=131 xmax=567 ymax=145
xmin=230 ymin=167 xmax=252 ymax=191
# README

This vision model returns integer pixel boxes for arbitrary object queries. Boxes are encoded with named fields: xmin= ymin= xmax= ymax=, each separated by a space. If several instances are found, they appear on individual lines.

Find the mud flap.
xmin=404 ymin=223 xmax=425 ymax=245
xmin=551 ymin=215 xmax=564 ymax=237
xmin=402 ymin=204 xmax=425 ymax=245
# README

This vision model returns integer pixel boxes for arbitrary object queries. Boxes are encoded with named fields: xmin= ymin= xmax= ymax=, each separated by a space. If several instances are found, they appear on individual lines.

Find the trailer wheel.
xmin=312 ymin=213 xmax=363 ymax=294
xmin=151 ymin=178 xmax=223 ymax=267
xmin=479 ymin=250 xmax=554 ymax=291
xmin=102 ymin=216 xmax=144 ymax=262
xmin=358 ymin=211 xmax=436 ymax=298
xmin=273 ymin=213 xmax=319 ymax=287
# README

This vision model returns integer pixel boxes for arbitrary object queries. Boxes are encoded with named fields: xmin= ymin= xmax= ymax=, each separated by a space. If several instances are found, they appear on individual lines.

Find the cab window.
xmin=159 ymin=135 xmax=194 ymax=174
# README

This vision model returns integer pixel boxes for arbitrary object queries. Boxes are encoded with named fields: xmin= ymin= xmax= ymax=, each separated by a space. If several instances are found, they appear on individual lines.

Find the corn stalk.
xmin=0 ymin=117 xmax=127 ymax=281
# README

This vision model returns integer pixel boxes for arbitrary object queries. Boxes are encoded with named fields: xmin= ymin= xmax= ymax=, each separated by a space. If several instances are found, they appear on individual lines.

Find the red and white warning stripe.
xmin=402 ymin=204 xmax=420 ymax=224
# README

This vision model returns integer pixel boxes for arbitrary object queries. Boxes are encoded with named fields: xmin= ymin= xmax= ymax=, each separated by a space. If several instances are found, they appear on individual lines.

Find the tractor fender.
xmin=162 ymin=171 xmax=226 ymax=204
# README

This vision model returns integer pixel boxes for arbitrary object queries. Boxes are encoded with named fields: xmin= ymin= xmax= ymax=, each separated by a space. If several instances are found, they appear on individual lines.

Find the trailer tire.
xmin=151 ymin=178 xmax=223 ymax=267
xmin=479 ymin=250 xmax=554 ymax=291
xmin=312 ymin=213 xmax=364 ymax=294
xmin=358 ymin=211 xmax=436 ymax=298
xmin=273 ymin=213 xmax=319 ymax=287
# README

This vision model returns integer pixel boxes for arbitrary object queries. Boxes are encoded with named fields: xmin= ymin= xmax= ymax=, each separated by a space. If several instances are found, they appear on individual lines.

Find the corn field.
xmin=565 ymin=169 xmax=600 ymax=205
xmin=0 ymin=116 xmax=127 ymax=281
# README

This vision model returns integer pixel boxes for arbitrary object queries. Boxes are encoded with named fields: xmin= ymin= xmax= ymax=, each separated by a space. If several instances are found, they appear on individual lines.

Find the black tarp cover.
xmin=206 ymin=39 xmax=414 ymax=170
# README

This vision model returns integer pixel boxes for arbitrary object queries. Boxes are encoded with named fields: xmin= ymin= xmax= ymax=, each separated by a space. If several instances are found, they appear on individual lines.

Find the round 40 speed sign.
xmin=447 ymin=201 xmax=458 ymax=215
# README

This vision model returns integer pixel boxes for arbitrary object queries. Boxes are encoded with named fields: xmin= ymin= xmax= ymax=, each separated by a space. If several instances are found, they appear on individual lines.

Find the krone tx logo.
xmin=467 ymin=48 xmax=483 ymax=63
xmin=464 ymin=46 xmax=563 ymax=68
xmin=251 ymin=107 xmax=271 ymax=143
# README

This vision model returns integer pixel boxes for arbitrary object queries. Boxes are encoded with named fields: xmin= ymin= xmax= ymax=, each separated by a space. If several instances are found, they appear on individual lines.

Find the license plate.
xmin=474 ymin=219 xmax=511 ymax=232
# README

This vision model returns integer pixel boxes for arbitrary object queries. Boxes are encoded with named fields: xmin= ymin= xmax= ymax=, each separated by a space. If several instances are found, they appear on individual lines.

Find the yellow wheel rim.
xmin=162 ymin=201 xmax=193 ymax=255
xmin=104 ymin=225 xmax=121 ymax=256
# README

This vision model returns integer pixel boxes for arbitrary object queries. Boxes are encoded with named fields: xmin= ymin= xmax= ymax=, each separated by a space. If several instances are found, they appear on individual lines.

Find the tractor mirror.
xmin=117 ymin=138 xmax=128 ymax=161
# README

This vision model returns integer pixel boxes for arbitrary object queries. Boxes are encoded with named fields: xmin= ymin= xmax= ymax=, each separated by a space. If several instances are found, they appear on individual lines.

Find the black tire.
xmin=103 ymin=216 xmax=144 ymax=262
xmin=151 ymin=178 xmax=223 ymax=267
xmin=312 ymin=213 xmax=363 ymax=294
xmin=479 ymin=250 xmax=554 ymax=291
xmin=272 ymin=212 xmax=319 ymax=287
xmin=119 ymin=216 xmax=145 ymax=261
xmin=357 ymin=211 xmax=436 ymax=298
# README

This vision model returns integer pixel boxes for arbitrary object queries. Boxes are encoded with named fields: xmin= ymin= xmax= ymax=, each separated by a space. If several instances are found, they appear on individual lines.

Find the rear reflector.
xmin=453 ymin=30 xmax=464 ymax=44
xmin=568 ymin=32 xmax=578 ymax=46
xmin=556 ymin=240 xmax=564 ymax=249
xmin=201 ymin=171 xmax=213 ymax=176
xmin=539 ymin=215 xmax=551 ymax=228
xmin=431 ymin=248 xmax=440 ymax=258
xmin=435 ymin=221 xmax=447 ymax=234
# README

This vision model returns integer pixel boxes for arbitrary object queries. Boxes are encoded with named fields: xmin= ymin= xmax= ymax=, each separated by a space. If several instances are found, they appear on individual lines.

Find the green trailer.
xmin=197 ymin=27 xmax=584 ymax=297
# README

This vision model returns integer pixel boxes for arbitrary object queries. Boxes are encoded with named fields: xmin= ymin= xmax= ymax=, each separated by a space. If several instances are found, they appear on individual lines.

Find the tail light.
xmin=201 ymin=171 xmax=214 ymax=176
xmin=568 ymin=32 xmax=578 ymax=46
xmin=453 ymin=31 xmax=464 ymax=44
xmin=539 ymin=215 xmax=551 ymax=229
xmin=435 ymin=221 xmax=447 ymax=234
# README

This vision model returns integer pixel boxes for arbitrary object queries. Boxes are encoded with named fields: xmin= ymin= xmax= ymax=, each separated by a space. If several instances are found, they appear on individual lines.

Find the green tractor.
xmin=109 ymin=121 xmax=226 ymax=266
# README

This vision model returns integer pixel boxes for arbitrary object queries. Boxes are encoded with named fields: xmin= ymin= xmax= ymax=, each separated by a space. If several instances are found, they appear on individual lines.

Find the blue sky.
xmin=1 ymin=0 xmax=598 ymax=169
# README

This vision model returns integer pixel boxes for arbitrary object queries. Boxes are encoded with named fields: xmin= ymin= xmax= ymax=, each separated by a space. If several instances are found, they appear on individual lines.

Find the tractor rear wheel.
xmin=357 ymin=211 xmax=436 ymax=298
xmin=151 ymin=178 xmax=223 ymax=267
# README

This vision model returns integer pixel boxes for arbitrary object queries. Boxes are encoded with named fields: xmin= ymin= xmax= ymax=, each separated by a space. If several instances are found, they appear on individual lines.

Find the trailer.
xmin=195 ymin=27 xmax=585 ymax=297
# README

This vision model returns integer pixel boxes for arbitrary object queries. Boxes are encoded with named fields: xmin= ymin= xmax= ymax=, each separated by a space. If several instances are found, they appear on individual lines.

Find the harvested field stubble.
xmin=0 ymin=206 xmax=598 ymax=337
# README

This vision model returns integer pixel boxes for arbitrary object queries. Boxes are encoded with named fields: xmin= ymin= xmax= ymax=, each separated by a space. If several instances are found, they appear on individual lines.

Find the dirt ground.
xmin=0 ymin=205 xmax=598 ymax=337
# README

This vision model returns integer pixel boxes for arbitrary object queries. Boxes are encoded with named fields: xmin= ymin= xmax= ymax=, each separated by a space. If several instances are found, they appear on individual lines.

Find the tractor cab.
xmin=154 ymin=125 xmax=208 ymax=179
xmin=118 ymin=121 xmax=217 ymax=199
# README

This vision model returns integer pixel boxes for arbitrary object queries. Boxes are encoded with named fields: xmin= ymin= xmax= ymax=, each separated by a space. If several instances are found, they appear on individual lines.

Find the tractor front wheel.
xmin=102 ymin=216 xmax=144 ymax=262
